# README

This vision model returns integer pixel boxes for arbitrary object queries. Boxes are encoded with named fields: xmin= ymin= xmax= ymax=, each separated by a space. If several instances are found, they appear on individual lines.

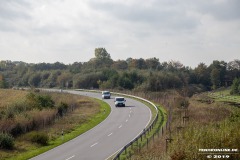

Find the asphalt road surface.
xmin=31 ymin=90 xmax=151 ymax=160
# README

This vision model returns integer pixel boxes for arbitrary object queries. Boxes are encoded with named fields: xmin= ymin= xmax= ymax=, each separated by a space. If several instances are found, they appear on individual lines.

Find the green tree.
xmin=0 ymin=74 xmax=8 ymax=88
xmin=95 ymin=48 xmax=111 ymax=59
xmin=230 ymin=78 xmax=240 ymax=95
xmin=194 ymin=63 xmax=211 ymax=86
xmin=145 ymin=57 xmax=160 ymax=70
xmin=112 ymin=60 xmax=128 ymax=70
xmin=211 ymin=68 xmax=221 ymax=89
xmin=90 ymin=48 xmax=113 ymax=69
xmin=209 ymin=60 xmax=227 ymax=88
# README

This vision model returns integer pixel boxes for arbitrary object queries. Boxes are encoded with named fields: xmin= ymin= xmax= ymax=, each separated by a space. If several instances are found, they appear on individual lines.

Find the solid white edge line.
xmin=66 ymin=155 xmax=75 ymax=160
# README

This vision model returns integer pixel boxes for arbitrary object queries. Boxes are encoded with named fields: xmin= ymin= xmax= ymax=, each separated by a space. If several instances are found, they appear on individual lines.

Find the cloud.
xmin=87 ymin=0 xmax=199 ymax=33
xmin=197 ymin=0 xmax=240 ymax=21
xmin=0 ymin=0 xmax=239 ymax=67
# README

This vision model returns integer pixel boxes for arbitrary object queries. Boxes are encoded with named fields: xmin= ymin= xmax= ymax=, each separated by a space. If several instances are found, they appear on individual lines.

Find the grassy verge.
xmin=4 ymin=98 xmax=111 ymax=160
xmin=127 ymin=89 xmax=240 ymax=160
xmin=208 ymin=89 xmax=240 ymax=104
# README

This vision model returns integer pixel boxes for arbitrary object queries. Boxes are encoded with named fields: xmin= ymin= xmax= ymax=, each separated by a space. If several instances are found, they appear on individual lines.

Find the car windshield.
xmin=103 ymin=91 xmax=110 ymax=95
xmin=116 ymin=98 xmax=124 ymax=101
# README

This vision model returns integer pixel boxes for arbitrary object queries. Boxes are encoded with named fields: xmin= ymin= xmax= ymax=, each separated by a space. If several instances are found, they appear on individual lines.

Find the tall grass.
xmin=0 ymin=89 xmax=110 ymax=160
xmin=131 ymin=90 xmax=240 ymax=160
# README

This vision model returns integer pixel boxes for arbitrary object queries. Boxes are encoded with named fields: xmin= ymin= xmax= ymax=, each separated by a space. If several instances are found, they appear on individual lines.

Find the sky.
xmin=0 ymin=0 xmax=239 ymax=67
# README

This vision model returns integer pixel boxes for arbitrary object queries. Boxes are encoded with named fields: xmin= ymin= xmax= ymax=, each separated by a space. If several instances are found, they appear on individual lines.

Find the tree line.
xmin=1 ymin=48 xmax=240 ymax=94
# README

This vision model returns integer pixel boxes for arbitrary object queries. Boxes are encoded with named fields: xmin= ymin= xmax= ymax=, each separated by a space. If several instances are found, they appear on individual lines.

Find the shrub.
xmin=26 ymin=93 xmax=55 ymax=109
xmin=36 ymin=95 xmax=55 ymax=109
xmin=57 ymin=102 xmax=68 ymax=117
xmin=28 ymin=131 xmax=49 ymax=145
xmin=0 ymin=133 xmax=14 ymax=150
xmin=11 ymin=123 xmax=24 ymax=137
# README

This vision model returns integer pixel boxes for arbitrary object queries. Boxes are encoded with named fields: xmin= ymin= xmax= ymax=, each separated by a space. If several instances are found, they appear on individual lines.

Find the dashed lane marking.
xmin=90 ymin=142 xmax=98 ymax=147
xmin=66 ymin=155 xmax=75 ymax=160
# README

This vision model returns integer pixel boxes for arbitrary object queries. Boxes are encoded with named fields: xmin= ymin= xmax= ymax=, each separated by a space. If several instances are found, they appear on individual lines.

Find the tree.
xmin=57 ymin=72 xmax=73 ymax=88
xmin=230 ymin=78 xmax=240 ymax=95
xmin=194 ymin=63 xmax=211 ymax=86
xmin=209 ymin=60 xmax=227 ymax=88
xmin=145 ymin=57 xmax=160 ymax=70
xmin=112 ymin=60 xmax=128 ymax=70
xmin=95 ymin=48 xmax=111 ymax=60
xmin=28 ymin=73 xmax=42 ymax=87
xmin=0 ymin=74 xmax=8 ymax=88
xmin=90 ymin=48 xmax=113 ymax=69
xmin=211 ymin=68 xmax=221 ymax=89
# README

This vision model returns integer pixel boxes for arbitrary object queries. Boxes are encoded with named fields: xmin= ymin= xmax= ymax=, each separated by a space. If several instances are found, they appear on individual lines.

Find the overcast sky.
xmin=0 ymin=0 xmax=239 ymax=67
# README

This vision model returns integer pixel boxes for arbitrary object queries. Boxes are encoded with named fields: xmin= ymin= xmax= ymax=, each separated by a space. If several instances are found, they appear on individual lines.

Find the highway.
xmin=31 ymin=90 xmax=151 ymax=160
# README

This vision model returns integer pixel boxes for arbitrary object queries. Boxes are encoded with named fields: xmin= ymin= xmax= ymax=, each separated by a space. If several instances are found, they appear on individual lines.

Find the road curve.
xmin=31 ymin=90 xmax=151 ymax=160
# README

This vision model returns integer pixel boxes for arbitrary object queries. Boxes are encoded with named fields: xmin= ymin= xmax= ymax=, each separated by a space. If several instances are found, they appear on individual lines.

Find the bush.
xmin=0 ymin=133 xmax=14 ymax=150
xmin=57 ymin=102 xmax=69 ymax=117
xmin=36 ymin=95 xmax=55 ymax=109
xmin=26 ymin=93 xmax=55 ymax=109
xmin=11 ymin=123 xmax=24 ymax=137
xmin=28 ymin=131 xmax=49 ymax=145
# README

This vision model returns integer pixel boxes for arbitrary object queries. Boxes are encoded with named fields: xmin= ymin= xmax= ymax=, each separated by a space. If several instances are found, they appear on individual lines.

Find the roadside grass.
xmin=0 ymin=89 xmax=28 ymax=109
xmin=208 ymin=89 xmax=240 ymax=104
xmin=4 ymin=98 xmax=110 ymax=160
xmin=129 ymin=89 xmax=240 ymax=160
xmin=6 ymin=99 xmax=110 ymax=160
xmin=0 ymin=89 xmax=111 ymax=160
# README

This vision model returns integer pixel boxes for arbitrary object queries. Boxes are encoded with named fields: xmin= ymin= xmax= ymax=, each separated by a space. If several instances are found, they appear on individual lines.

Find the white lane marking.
xmin=130 ymin=108 xmax=131 ymax=110
xmin=108 ymin=133 xmax=113 ymax=136
xmin=119 ymin=125 xmax=122 ymax=128
xmin=90 ymin=142 xmax=98 ymax=147
xmin=66 ymin=155 xmax=75 ymax=160
xmin=129 ymin=114 xmax=131 ymax=117
xmin=130 ymin=110 xmax=132 ymax=113
xmin=126 ymin=119 xmax=128 ymax=122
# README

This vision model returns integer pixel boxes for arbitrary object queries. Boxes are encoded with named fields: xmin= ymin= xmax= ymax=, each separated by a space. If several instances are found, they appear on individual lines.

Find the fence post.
xmin=147 ymin=138 xmax=149 ymax=149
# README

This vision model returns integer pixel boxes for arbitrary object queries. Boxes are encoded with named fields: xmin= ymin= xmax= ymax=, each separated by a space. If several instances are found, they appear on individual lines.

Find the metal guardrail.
xmin=75 ymin=89 xmax=160 ymax=160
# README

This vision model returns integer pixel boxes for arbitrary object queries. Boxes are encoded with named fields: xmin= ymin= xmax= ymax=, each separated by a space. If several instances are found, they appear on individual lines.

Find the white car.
xmin=102 ymin=91 xmax=111 ymax=99
xmin=114 ymin=97 xmax=126 ymax=107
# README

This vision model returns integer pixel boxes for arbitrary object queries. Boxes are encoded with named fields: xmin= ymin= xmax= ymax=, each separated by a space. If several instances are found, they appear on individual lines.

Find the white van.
xmin=114 ymin=97 xmax=126 ymax=107
xmin=102 ymin=91 xmax=111 ymax=99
